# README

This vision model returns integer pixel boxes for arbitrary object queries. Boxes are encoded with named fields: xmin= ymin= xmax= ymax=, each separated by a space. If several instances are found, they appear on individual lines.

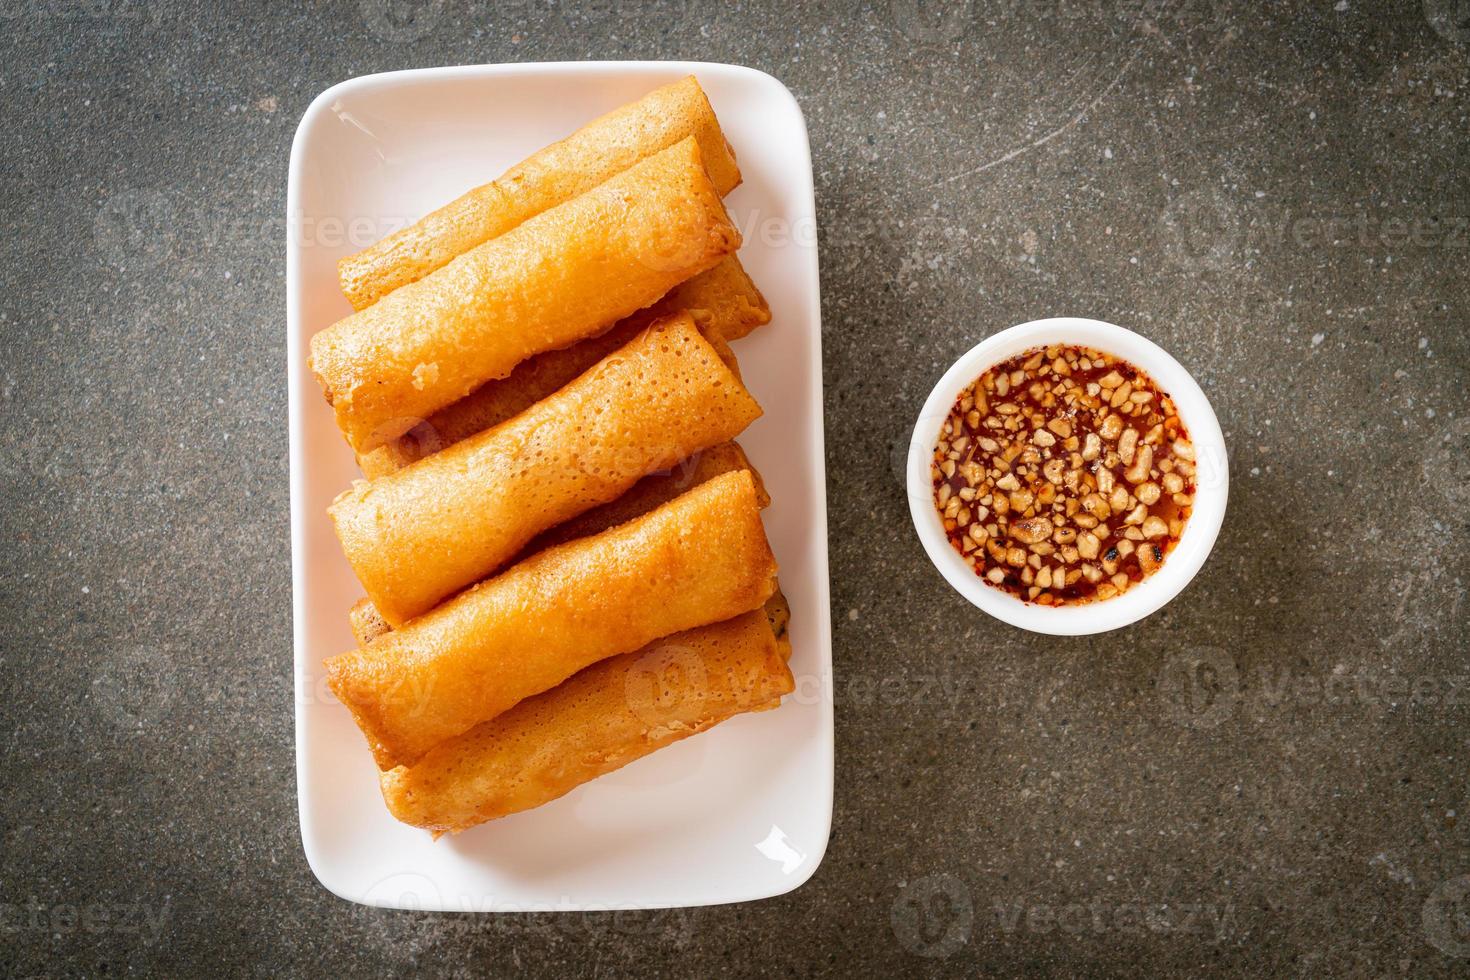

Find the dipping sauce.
xmin=931 ymin=344 xmax=1197 ymax=605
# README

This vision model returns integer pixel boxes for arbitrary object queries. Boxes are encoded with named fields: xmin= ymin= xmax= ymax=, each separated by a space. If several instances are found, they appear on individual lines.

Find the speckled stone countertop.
xmin=3 ymin=1 xmax=1468 ymax=975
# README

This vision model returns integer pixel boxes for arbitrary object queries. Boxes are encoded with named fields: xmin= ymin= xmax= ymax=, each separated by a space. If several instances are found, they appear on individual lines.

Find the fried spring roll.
xmin=354 ymin=256 xmax=771 ymax=478
xmin=325 ymin=470 xmax=778 ymax=770
xmin=337 ymin=76 xmax=742 ymax=310
xmin=378 ymin=598 xmax=793 ymax=834
xmin=346 ymin=442 xmax=770 ymax=646
xmin=330 ymin=313 xmax=762 ymax=627
xmin=310 ymin=137 xmax=741 ymax=454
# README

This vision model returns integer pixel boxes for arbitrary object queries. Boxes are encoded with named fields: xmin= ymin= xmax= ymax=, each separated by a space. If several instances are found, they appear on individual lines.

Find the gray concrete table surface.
xmin=2 ymin=0 xmax=1467 ymax=975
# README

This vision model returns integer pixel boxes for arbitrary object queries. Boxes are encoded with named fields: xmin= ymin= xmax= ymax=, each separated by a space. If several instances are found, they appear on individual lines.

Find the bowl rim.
xmin=905 ymin=317 xmax=1229 ymax=636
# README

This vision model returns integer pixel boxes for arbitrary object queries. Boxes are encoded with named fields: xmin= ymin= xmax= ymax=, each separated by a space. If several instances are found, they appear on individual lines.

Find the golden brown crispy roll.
xmin=325 ymin=470 xmax=778 ymax=770
xmin=337 ymin=76 xmax=741 ymax=310
xmin=347 ymin=442 xmax=769 ymax=643
xmin=355 ymin=255 xmax=771 ymax=478
xmin=330 ymin=313 xmax=762 ymax=627
xmin=378 ymin=601 xmax=794 ymax=834
xmin=309 ymin=137 xmax=740 ymax=454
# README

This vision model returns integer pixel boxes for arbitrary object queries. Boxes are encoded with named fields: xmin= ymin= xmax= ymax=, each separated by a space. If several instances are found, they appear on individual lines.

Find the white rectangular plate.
xmin=287 ymin=61 xmax=832 ymax=911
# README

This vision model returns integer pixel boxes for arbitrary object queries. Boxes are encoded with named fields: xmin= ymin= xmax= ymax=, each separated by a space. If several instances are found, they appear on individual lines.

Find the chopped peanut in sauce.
xmin=931 ymin=344 xmax=1197 ymax=605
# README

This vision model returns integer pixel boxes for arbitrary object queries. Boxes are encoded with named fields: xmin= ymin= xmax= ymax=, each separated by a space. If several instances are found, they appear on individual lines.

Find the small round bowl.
xmin=906 ymin=317 xmax=1229 ymax=636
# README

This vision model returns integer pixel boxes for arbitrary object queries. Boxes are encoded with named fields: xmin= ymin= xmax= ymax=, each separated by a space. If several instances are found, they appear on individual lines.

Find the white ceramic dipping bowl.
xmin=906 ymin=317 xmax=1229 ymax=636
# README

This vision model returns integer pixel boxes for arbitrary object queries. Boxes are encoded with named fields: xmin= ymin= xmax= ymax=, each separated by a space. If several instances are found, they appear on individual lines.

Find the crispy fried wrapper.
xmin=379 ymin=594 xmax=793 ymax=835
xmin=337 ymin=76 xmax=741 ymax=310
xmin=330 ymin=312 xmax=762 ymax=626
xmin=310 ymin=137 xmax=740 ymax=454
xmin=325 ymin=471 xmax=778 ymax=770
